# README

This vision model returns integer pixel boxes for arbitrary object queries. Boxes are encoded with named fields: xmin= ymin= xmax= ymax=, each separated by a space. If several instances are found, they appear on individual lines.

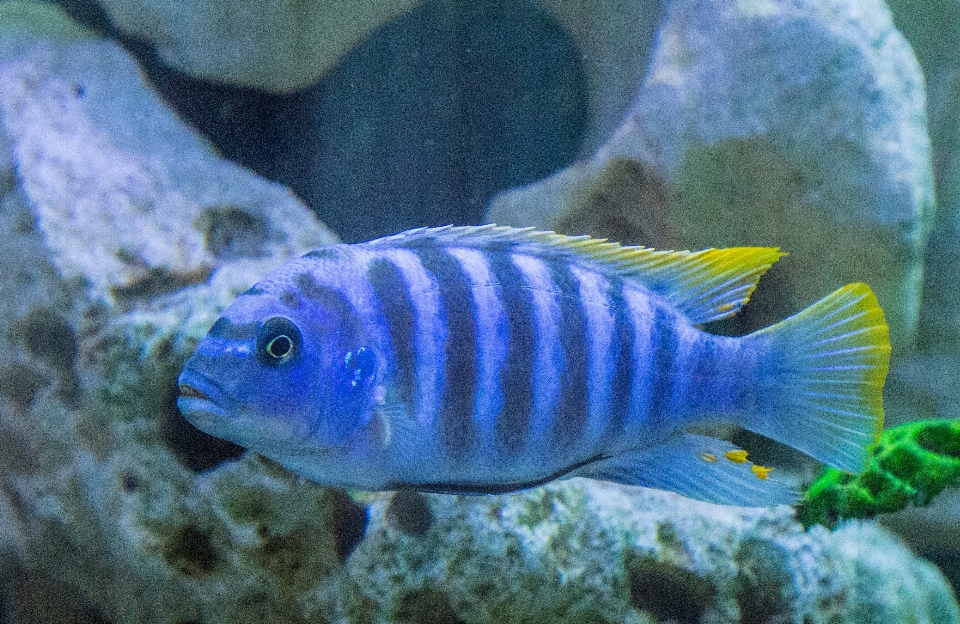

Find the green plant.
xmin=798 ymin=418 xmax=960 ymax=529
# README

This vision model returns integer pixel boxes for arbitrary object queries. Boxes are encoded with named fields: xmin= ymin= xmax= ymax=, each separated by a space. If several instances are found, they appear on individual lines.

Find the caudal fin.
xmin=740 ymin=283 xmax=890 ymax=473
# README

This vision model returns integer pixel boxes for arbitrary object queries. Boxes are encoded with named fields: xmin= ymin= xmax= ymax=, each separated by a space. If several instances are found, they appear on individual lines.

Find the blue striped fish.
xmin=177 ymin=226 xmax=890 ymax=506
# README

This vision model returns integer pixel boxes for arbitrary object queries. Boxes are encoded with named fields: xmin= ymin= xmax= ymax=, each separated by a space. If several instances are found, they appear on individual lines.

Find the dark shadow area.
xmin=162 ymin=525 xmax=218 ymax=578
xmin=395 ymin=587 xmax=466 ymax=624
xmin=328 ymin=490 xmax=368 ymax=563
xmin=734 ymin=538 xmax=794 ymax=624
xmin=161 ymin=377 xmax=245 ymax=472
xmin=387 ymin=490 xmax=434 ymax=537
xmin=627 ymin=553 xmax=716 ymax=624
xmin=56 ymin=0 xmax=587 ymax=244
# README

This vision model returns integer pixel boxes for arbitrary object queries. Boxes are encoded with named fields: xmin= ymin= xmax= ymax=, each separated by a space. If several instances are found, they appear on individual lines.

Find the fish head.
xmin=177 ymin=282 xmax=380 ymax=455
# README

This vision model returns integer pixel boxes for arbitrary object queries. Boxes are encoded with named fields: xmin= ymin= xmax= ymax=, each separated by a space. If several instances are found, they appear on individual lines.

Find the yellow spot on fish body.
xmin=717 ymin=303 xmax=736 ymax=313
xmin=725 ymin=450 xmax=749 ymax=464
xmin=700 ymin=452 xmax=718 ymax=462
xmin=752 ymin=465 xmax=773 ymax=480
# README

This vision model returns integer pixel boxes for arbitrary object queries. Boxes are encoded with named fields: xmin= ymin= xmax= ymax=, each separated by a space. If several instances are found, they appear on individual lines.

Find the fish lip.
xmin=178 ymin=384 xmax=209 ymax=401
xmin=176 ymin=369 xmax=231 ymax=420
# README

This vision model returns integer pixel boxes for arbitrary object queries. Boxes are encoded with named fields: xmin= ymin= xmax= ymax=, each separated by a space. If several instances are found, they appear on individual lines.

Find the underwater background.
xmin=0 ymin=0 xmax=959 ymax=622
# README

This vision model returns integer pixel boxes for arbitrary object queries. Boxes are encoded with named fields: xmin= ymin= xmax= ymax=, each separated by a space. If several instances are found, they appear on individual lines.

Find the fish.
xmin=177 ymin=225 xmax=890 ymax=506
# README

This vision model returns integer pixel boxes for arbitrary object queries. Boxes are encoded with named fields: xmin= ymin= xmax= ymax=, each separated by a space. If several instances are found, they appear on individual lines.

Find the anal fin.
xmin=575 ymin=434 xmax=798 ymax=507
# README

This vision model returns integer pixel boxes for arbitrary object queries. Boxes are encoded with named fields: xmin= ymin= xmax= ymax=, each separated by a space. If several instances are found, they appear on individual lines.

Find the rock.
xmin=349 ymin=486 xmax=959 ymax=624
xmin=884 ymin=0 xmax=960 ymax=349
xmin=93 ymin=0 xmax=423 ymax=92
xmin=96 ymin=0 xmax=589 ymax=245
xmin=534 ymin=0 xmax=662 ymax=156
xmin=0 ymin=6 xmax=956 ymax=624
xmin=0 ymin=11 xmax=329 ymax=622
xmin=0 ymin=1 xmax=95 ymax=44
xmin=489 ymin=0 xmax=934 ymax=349
xmin=0 ymin=32 xmax=334 ymax=305
xmin=86 ymin=0 xmax=657 ymax=157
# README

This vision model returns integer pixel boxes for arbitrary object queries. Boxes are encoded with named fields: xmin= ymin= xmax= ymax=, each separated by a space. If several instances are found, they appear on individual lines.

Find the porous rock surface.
xmin=0 ymin=14 xmax=331 ymax=304
xmin=489 ymin=0 xmax=934 ymax=349
xmin=92 ymin=0 xmax=423 ymax=92
xmin=884 ymin=0 xmax=960 ymax=351
xmin=0 ymin=5 xmax=957 ymax=624
xmin=89 ymin=0 xmax=659 ymax=158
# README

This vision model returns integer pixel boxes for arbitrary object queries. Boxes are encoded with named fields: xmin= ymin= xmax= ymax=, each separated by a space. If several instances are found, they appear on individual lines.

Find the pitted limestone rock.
xmin=488 ymin=0 xmax=933 ymax=348
xmin=0 ymin=5 xmax=956 ymax=624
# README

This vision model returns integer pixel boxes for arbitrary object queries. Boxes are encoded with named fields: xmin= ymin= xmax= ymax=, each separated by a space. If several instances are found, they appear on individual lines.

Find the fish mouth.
xmin=178 ymin=383 xmax=209 ymax=401
xmin=176 ymin=369 xmax=231 ymax=424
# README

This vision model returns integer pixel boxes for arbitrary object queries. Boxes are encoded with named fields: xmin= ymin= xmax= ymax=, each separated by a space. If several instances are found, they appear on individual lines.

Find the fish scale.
xmin=178 ymin=225 xmax=890 ymax=507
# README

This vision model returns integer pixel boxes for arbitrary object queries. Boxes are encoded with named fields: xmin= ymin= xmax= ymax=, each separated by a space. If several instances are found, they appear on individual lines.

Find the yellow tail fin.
xmin=742 ymin=283 xmax=890 ymax=472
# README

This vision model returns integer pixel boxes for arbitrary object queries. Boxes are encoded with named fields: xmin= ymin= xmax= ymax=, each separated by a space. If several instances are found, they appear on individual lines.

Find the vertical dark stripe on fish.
xmin=207 ymin=317 xmax=259 ymax=340
xmin=548 ymin=259 xmax=589 ymax=453
xmin=414 ymin=246 xmax=478 ymax=461
xmin=279 ymin=290 xmax=300 ymax=309
xmin=687 ymin=335 xmax=718 ymax=416
xmin=647 ymin=306 xmax=677 ymax=428
xmin=488 ymin=251 xmax=535 ymax=456
xmin=602 ymin=278 xmax=634 ymax=447
xmin=366 ymin=258 xmax=417 ymax=410
xmin=293 ymin=271 xmax=359 ymax=336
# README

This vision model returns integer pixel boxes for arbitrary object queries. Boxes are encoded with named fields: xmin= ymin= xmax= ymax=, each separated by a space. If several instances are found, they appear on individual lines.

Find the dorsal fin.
xmin=366 ymin=225 xmax=785 ymax=323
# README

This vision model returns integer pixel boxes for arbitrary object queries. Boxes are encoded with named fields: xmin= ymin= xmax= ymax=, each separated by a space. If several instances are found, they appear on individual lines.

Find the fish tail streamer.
xmin=740 ymin=283 xmax=890 ymax=473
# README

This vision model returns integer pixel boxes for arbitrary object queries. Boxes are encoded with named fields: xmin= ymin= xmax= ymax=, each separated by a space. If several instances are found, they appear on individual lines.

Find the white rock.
xmin=490 ymin=0 xmax=934 ymax=348
xmin=94 ymin=0 xmax=423 ymax=91
xmin=535 ymin=0 xmax=662 ymax=156
xmin=0 ymin=6 xmax=955 ymax=624
xmin=0 ymin=37 xmax=335 ymax=304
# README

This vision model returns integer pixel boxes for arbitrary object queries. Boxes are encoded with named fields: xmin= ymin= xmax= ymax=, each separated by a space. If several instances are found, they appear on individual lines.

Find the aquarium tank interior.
xmin=1 ymin=0 xmax=960 ymax=623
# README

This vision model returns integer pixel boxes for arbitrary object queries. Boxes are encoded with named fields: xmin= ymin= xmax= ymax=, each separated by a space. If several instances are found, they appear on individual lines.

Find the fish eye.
xmin=256 ymin=317 xmax=302 ymax=367
xmin=266 ymin=335 xmax=292 ymax=358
